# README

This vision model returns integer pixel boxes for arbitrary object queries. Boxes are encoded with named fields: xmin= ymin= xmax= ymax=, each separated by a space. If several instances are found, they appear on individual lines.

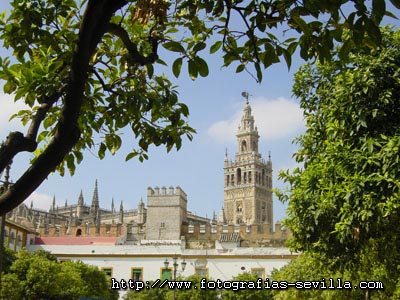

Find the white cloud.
xmin=24 ymin=192 xmax=54 ymax=211
xmin=0 ymin=92 xmax=28 ymax=137
xmin=207 ymin=97 xmax=305 ymax=143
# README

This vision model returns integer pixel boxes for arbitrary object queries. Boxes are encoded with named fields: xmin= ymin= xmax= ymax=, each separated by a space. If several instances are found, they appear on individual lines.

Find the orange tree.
xmin=0 ymin=0 xmax=398 ymax=213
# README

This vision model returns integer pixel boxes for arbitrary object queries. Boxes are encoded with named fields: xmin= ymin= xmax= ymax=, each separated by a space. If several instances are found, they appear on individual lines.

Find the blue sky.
xmin=0 ymin=2 xmax=398 ymax=224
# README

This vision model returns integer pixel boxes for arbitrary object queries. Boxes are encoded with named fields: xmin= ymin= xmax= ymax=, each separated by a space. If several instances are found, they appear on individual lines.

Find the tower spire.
xmin=90 ymin=179 xmax=99 ymax=219
xmin=78 ymin=190 xmax=84 ymax=206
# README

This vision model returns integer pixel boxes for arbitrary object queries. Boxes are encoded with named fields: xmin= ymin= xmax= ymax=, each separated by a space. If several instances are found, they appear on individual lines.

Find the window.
xmin=236 ymin=168 xmax=242 ymax=185
xmin=76 ymin=228 xmax=82 ymax=236
xmin=17 ymin=234 xmax=22 ymax=247
xmin=160 ymin=222 xmax=165 ymax=228
xmin=188 ymin=224 xmax=194 ymax=233
xmin=251 ymin=268 xmax=265 ymax=279
xmin=131 ymin=268 xmax=143 ymax=281
xmin=102 ymin=267 xmax=113 ymax=277
xmin=161 ymin=268 xmax=172 ymax=280
xmin=262 ymin=169 xmax=265 ymax=186
xmin=10 ymin=232 xmax=15 ymax=244
xmin=241 ymin=140 xmax=247 ymax=152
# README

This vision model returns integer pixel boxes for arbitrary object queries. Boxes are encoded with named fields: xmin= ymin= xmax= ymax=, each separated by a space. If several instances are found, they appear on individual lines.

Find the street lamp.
xmin=163 ymin=257 xmax=186 ymax=280
xmin=163 ymin=257 xmax=186 ymax=300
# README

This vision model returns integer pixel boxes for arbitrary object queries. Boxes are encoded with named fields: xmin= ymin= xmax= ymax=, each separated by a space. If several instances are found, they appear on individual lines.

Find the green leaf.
xmin=372 ymin=0 xmax=386 ymax=22
xmin=37 ymin=131 xmax=49 ymax=143
xmin=172 ymin=58 xmax=183 ymax=78
xmin=193 ymin=42 xmax=206 ymax=52
xmin=188 ymin=59 xmax=198 ymax=80
xmin=254 ymin=63 xmax=262 ymax=82
xmin=66 ymin=153 xmax=75 ymax=175
xmin=210 ymin=41 xmax=222 ymax=54
xmin=125 ymin=152 xmax=137 ymax=162
xmin=146 ymin=64 xmax=154 ymax=79
xmin=98 ymin=143 xmax=106 ymax=160
xmin=236 ymin=64 xmax=245 ymax=73
xmin=3 ymin=81 xmax=16 ymax=94
xmin=195 ymin=57 xmax=209 ymax=77
xmin=162 ymin=41 xmax=185 ymax=53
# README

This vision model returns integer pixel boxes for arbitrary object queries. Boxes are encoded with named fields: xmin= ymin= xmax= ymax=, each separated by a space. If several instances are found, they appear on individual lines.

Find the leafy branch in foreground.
xmin=0 ymin=0 xmax=397 ymax=213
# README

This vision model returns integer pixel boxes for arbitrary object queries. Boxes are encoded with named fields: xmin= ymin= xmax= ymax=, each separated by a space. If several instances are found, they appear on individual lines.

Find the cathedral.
xmin=8 ymin=98 xmax=287 ymax=248
xmin=4 ymin=98 xmax=294 ymax=300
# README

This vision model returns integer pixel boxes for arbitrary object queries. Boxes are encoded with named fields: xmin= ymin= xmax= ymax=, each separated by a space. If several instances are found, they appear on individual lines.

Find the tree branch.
xmin=0 ymin=87 xmax=65 ymax=174
xmin=0 ymin=0 xmax=128 ymax=214
xmin=106 ymin=22 xmax=159 ymax=66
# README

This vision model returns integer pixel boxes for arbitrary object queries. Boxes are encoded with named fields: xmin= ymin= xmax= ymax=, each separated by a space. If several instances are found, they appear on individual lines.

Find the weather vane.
xmin=241 ymin=91 xmax=250 ymax=104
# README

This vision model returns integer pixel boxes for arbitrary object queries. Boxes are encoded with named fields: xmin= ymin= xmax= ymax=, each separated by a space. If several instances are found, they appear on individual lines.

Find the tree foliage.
xmin=270 ymin=252 xmax=397 ymax=300
xmin=124 ymin=275 xmax=218 ymax=300
xmin=278 ymin=26 xmax=400 ymax=291
xmin=1 ymin=245 xmax=16 ymax=274
xmin=222 ymin=272 xmax=273 ymax=300
xmin=0 ymin=0 xmax=397 ymax=213
xmin=0 ymin=249 xmax=119 ymax=300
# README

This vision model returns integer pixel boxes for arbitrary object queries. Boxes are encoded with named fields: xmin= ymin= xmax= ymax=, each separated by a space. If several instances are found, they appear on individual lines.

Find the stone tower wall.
xmin=145 ymin=186 xmax=187 ymax=240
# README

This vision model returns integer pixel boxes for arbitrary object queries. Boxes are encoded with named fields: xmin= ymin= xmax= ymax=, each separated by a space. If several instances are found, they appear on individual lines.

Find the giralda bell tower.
xmin=223 ymin=92 xmax=273 ymax=230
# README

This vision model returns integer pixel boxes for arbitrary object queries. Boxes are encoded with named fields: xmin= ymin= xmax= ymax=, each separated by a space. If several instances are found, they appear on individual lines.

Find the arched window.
xmin=244 ymin=172 xmax=247 ymax=184
xmin=241 ymin=140 xmax=247 ymax=152
xmin=226 ymin=175 xmax=230 ymax=187
xmin=76 ymin=228 xmax=82 ymax=237
xmin=237 ymin=168 xmax=242 ymax=185
xmin=248 ymin=171 xmax=252 ymax=183
xmin=10 ymin=232 xmax=15 ymax=244
xmin=231 ymin=174 xmax=234 ymax=186
xmin=262 ymin=169 xmax=265 ymax=186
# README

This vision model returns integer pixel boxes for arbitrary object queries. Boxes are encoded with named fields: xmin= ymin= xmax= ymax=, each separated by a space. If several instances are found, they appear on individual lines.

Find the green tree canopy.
xmin=222 ymin=272 xmax=273 ymax=300
xmin=0 ymin=0 xmax=398 ymax=213
xmin=278 ymin=26 xmax=400 ymax=292
xmin=271 ymin=252 xmax=396 ymax=300
xmin=1 ymin=245 xmax=16 ymax=273
xmin=0 ymin=249 xmax=119 ymax=300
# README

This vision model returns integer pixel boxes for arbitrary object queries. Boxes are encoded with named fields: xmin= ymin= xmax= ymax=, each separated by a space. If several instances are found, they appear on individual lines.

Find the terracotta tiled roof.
xmin=35 ymin=236 xmax=119 ymax=245
xmin=218 ymin=232 xmax=240 ymax=243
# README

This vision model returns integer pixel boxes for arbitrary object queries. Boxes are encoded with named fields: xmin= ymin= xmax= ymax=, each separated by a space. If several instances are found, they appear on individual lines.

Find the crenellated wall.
xmin=38 ymin=223 xmax=124 ymax=237
xmin=183 ymin=222 xmax=289 ymax=249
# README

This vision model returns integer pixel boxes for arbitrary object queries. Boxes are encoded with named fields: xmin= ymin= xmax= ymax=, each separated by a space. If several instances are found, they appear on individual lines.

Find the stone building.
xmin=5 ymin=98 xmax=294 ymax=300
xmin=223 ymin=97 xmax=273 ymax=229
xmin=8 ymin=99 xmax=287 ymax=248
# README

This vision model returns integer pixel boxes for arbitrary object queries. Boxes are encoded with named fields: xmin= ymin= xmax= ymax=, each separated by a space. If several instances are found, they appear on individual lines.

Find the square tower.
xmin=145 ymin=186 xmax=187 ymax=240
